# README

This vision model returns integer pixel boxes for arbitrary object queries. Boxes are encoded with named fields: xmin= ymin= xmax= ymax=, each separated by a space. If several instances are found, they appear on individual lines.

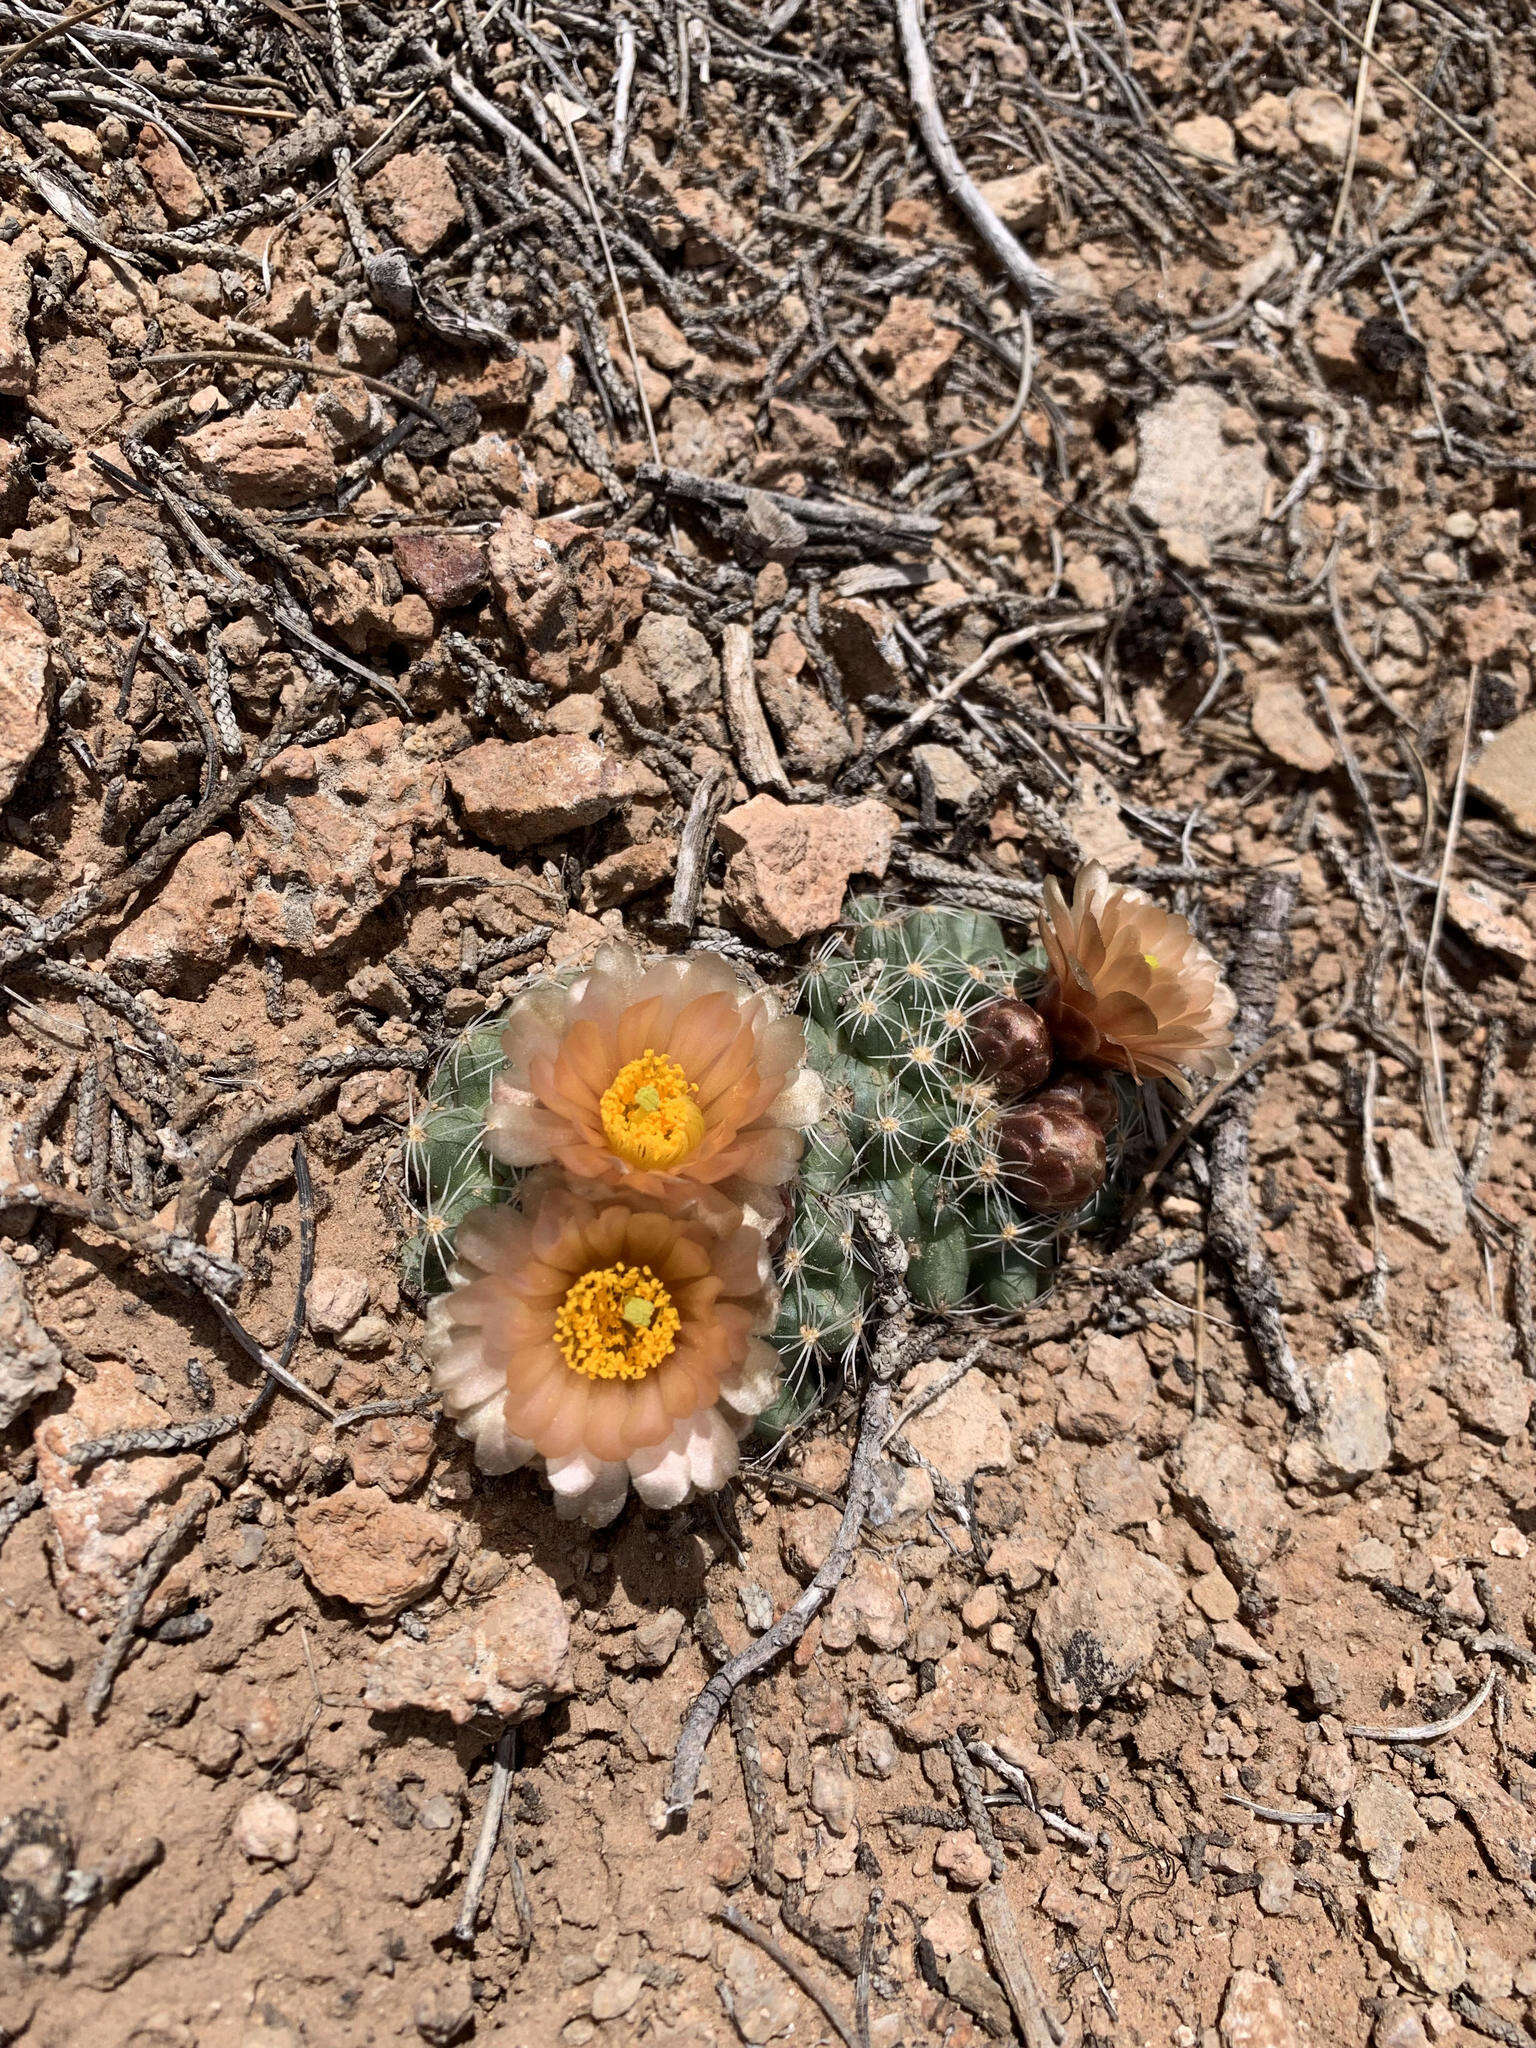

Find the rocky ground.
xmin=1 ymin=0 xmax=1535 ymax=2044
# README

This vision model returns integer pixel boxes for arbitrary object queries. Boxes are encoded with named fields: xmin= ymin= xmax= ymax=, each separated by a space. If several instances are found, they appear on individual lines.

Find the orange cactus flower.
xmin=483 ymin=945 xmax=824 ymax=1224
xmin=1036 ymin=863 xmax=1236 ymax=1096
xmin=428 ymin=1176 xmax=779 ymax=1525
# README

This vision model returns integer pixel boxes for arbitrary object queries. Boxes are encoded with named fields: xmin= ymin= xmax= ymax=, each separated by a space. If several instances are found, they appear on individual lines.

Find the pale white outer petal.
xmin=545 ymin=1451 xmax=630 ymax=1527
xmin=769 ymin=1064 xmax=827 ymax=1130
xmin=627 ymin=1424 xmax=694 ymax=1510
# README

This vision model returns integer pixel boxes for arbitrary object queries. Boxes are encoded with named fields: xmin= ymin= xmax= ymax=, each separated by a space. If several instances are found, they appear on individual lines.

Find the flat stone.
xmin=33 ymin=1358 xmax=204 ymax=1626
xmin=822 ymin=1553 xmax=907 ymax=1652
xmin=1366 ymin=1892 xmax=1467 ymax=1995
xmin=722 ymin=1930 xmax=801 ymax=2042
xmin=580 ymin=837 xmax=677 ymax=912
xmin=1220 ymin=1968 xmax=1300 ymax=2048
xmin=933 ymin=1832 xmax=994 ymax=1889
xmin=1055 ymin=1329 xmax=1152 ymax=1443
xmin=717 ymin=795 xmax=897 ymax=944
xmin=1190 ymin=1569 xmax=1239 ymax=1623
xmin=1172 ymin=113 xmax=1237 ymax=163
xmin=0 ymin=1250 xmax=62 ymax=1429
xmin=900 ymin=1360 xmax=1011 ymax=1486
xmin=365 ymin=147 xmax=464 ymax=255
xmin=1374 ymin=2000 xmax=1430 ymax=2048
xmin=138 ymin=123 xmax=205 ymax=221
xmin=1444 ymin=880 xmax=1532 ymax=965
xmin=307 ymin=1266 xmax=370 ymax=1338
xmin=0 ymin=588 xmax=50 ymax=804
xmin=862 ymin=297 xmax=959 ymax=400
xmin=912 ymin=743 xmax=981 ymax=807
xmin=1168 ymin=1418 xmax=1284 ymax=1580
xmin=106 ymin=832 xmax=244 ymax=993
xmin=183 ymin=402 xmax=337 ymax=509
xmin=589 ymin=1970 xmax=644 ymax=2023
xmin=1435 ymin=1751 xmax=1536 ymax=1882
xmin=1434 ymin=1289 xmax=1530 ymax=1440
xmin=240 ymin=719 xmax=445 ymax=953
xmin=977 ymin=165 xmax=1052 ymax=230
xmin=1251 ymin=681 xmax=1334 ymax=773
xmin=1033 ymin=1526 xmax=1182 ymax=1710
xmin=1130 ymin=384 xmax=1270 ymax=547
xmin=294 ymin=1485 xmax=456 ymax=1620
xmin=1284 ymin=1348 xmax=1391 ymax=1489
xmin=1382 ymin=1128 xmax=1464 ymax=1247
xmin=1290 ymin=87 xmax=1352 ymax=159
xmin=488 ymin=509 xmax=648 ymax=696
xmin=818 ymin=598 xmax=908 ymax=700
xmin=393 ymin=531 xmax=487 ymax=610
xmin=632 ymin=611 xmax=718 ymax=712
xmin=1468 ymin=709 xmax=1536 ymax=839
xmin=446 ymin=734 xmax=647 ymax=851
xmin=1350 ymin=1776 xmax=1426 ymax=1882
xmin=363 ymin=1565 xmax=571 ymax=1722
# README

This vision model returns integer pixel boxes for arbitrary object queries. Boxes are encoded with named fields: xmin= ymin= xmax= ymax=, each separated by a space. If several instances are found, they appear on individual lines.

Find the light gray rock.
xmin=1130 ymin=384 xmax=1270 ymax=547
xmin=1033 ymin=1526 xmax=1182 ymax=1710
xmin=0 ymin=1251 xmax=62 ymax=1429
xmin=1383 ymin=1128 xmax=1465 ymax=1247
xmin=1168 ymin=1418 xmax=1284 ymax=1579
xmin=1285 ymin=1348 xmax=1391 ymax=1489
xmin=1367 ymin=1892 xmax=1466 ymax=1995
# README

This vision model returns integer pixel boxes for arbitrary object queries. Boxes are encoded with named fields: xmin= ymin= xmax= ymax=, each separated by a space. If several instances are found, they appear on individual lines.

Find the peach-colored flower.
xmin=1037 ymin=863 xmax=1236 ymax=1096
xmin=428 ymin=1175 xmax=779 ymax=1525
xmin=482 ymin=944 xmax=823 ymax=1223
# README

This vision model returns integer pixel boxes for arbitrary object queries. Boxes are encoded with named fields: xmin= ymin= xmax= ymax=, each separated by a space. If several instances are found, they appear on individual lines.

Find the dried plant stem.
xmin=85 ymin=1482 xmax=217 ymax=1720
xmin=666 ymin=1204 xmax=909 ymax=1825
xmin=455 ymin=1726 xmax=518 ymax=1942
xmin=1205 ymin=870 xmax=1312 ymax=1416
xmin=894 ymin=0 xmax=1055 ymax=302
xmin=717 ymin=1907 xmax=860 ymax=2048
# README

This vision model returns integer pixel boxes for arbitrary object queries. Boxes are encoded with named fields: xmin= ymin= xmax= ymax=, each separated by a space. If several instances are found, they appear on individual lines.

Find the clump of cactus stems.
xmin=771 ymin=899 xmax=1143 ymax=1429
xmin=400 ymin=1020 xmax=516 ymax=1295
xmin=401 ymin=898 xmax=1146 ymax=1438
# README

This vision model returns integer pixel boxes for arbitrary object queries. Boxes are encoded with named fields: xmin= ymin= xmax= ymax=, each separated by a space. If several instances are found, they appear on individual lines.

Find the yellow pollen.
xmin=553 ymin=1263 xmax=680 ymax=1380
xmin=1144 ymin=952 xmax=1159 ymax=969
xmin=599 ymin=1051 xmax=706 ymax=1170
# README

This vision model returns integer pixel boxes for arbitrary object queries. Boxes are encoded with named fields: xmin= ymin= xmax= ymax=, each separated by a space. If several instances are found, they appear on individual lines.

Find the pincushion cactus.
xmin=764 ymin=898 xmax=1146 ymax=1429
xmin=403 ymin=870 xmax=1232 ymax=1499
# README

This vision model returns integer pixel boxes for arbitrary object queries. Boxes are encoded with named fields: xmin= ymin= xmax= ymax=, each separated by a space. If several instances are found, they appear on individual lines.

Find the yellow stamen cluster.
xmin=599 ymin=1051 xmax=706 ymax=1170
xmin=553 ymin=1263 xmax=680 ymax=1380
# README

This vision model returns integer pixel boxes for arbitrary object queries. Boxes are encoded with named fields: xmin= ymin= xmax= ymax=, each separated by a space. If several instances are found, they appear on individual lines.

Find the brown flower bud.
xmin=1031 ymin=1067 xmax=1119 ymax=1136
xmin=967 ymin=998 xmax=1052 ymax=1096
xmin=995 ymin=1101 xmax=1107 ymax=1214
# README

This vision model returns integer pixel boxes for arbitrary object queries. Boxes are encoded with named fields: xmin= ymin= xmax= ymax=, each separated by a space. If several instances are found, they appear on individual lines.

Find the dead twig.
xmin=717 ymin=1907 xmax=860 ymax=2048
xmin=455 ymin=1726 xmax=518 ymax=1943
xmin=893 ymin=0 xmax=1055 ymax=302
xmin=1204 ymin=871 xmax=1312 ymax=1415
xmin=1344 ymin=1669 xmax=1495 ymax=1743
xmin=720 ymin=623 xmax=792 ymax=796
xmin=85 ymin=1481 xmax=217 ymax=1720
xmin=975 ymin=1883 xmax=1061 ymax=2048
xmin=665 ymin=1201 xmax=909 ymax=1826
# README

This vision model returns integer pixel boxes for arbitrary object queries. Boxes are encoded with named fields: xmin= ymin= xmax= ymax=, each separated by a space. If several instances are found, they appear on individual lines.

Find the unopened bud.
xmin=1031 ymin=1067 xmax=1119 ymax=1136
xmin=995 ymin=1102 xmax=1107 ymax=1214
xmin=968 ymin=998 xmax=1053 ymax=1096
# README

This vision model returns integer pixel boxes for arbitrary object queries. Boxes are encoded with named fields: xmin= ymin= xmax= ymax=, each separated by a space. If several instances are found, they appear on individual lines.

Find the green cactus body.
xmin=769 ymin=899 xmax=1141 ymax=1431
xmin=401 ymin=900 xmax=1140 ymax=1439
